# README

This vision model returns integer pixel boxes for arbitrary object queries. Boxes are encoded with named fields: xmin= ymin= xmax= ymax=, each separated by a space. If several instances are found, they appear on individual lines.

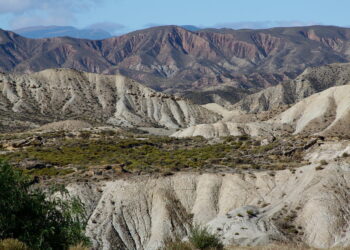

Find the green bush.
xmin=188 ymin=225 xmax=223 ymax=250
xmin=0 ymin=239 xmax=28 ymax=250
xmin=0 ymin=160 xmax=90 ymax=250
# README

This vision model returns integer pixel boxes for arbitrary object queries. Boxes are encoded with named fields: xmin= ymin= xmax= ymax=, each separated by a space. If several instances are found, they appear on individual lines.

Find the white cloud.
xmin=87 ymin=22 xmax=126 ymax=34
xmin=10 ymin=13 xmax=74 ymax=29
xmin=0 ymin=0 xmax=34 ymax=13
xmin=0 ymin=0 xmax=100 ymax=13
xmin=0 ymin=0 xmax=104 ymax=29
xmin=215 ymin=21 xmax=320 ymax=30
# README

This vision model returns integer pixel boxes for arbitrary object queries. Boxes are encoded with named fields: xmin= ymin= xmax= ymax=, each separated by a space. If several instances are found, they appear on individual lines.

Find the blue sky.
xmin=0 ymin=0 xmax=349 ymax=34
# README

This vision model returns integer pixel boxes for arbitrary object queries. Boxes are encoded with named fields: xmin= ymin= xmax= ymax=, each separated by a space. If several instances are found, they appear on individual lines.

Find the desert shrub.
xmin=0 ymin=239 xmax=28 ymax=250
xmin=246 ymin=210 xmax=257 ymax=217
xmin=163 ymin=240 xmax=193 ymax=250
xmin=188 ymin=225 xmax=223 ymax=250
xmin=68 ymin=243 xmax=90 ymax=250
xmin=315 ymin=166 xmax=324 ymax=171
xmin=320 ymin=160 xmax=328 ymax=165
xmin=238 ymin=135 xmax=249 ymax=141
xmin=25 ymin=166 xmax=75 ymax=176
xmin=100 ymin=129 xmax=117 ymax=137
xmin=0 ymin=160 xmax=90 ymax=250
xmin=79 ymin=131 xmax=91 ymax=139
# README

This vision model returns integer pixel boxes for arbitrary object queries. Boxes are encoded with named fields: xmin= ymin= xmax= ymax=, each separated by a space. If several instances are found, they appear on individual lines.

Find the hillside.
xmin=173 ymin=84 xmax=350 ymax=138
xmin=233 ymin=63 xmax=350 ymax=112
xmin=272 ymin=85 xmax=350 ymax=136
xmin=0 ymin=69 xmax=220 ymax=132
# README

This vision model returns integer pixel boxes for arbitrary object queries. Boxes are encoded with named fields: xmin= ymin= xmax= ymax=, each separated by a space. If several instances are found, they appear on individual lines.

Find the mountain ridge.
xmin=1 ymin=25 xmax=350 ymax=96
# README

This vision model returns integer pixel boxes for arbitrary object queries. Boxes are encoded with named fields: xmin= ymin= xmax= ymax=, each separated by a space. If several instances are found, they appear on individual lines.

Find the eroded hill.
xmin=0 ymin=69 xmax=220 ymax=132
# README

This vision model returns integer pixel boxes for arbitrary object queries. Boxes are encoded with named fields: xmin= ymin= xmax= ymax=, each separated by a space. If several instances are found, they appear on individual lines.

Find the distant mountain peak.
xmin=180 ymin=25 xmax=202 ymax=31
xmin=13 ymin=25 xmax=112 ymax=40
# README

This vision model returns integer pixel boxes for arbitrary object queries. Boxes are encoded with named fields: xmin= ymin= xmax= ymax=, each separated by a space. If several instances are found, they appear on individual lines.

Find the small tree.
xmin=0 ymin=159 xmax=90 ymax=250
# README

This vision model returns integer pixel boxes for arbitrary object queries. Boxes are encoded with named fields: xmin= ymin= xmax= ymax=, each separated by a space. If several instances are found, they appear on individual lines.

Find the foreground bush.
xmin=188 ymin=225 xmax=223 ymax=250
xmin=0 ymin=239 xmax=28 ymax=250
xmin=163 ymin=225 xmax=223 ymax=250
xmin=0 ymin=160 xmax=90 ymax=249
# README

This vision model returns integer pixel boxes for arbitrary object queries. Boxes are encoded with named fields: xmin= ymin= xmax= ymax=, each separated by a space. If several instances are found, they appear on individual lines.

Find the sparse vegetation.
xmin=188 ymin=225 xmax=223 ymax=250
xmin=0 ymin=131 xmax=307 ymax=178
xmin=163 ymin=240 xmax=194 ymax=250
xmin=161 ymin=226 xmax=224 ymax=250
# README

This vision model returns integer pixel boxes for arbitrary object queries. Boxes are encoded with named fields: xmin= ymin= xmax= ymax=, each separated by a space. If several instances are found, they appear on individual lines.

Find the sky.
xmin=0 ymin=0 xmax=349 ymax=34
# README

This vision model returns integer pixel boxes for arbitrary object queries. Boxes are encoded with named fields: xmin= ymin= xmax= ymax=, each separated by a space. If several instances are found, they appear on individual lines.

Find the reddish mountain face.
xmin=1 ymin=25 xmax=350 ymax=95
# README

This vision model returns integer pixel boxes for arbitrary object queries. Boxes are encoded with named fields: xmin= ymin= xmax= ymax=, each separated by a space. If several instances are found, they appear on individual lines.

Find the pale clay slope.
xmin=171 ymin=120 xmax=291 ymax=139
xmin=202 ymin=103 xmax=244 ymax=121
xmin=173 ymin=64 xmax=350 ymax=139
xmin=34 ymin=120 xmax=93 ymax=132
xmin=233 ymin=62 xmax=350 ymax=113
xmin=0 ymin=69 xmax=221 ymax=129
xmin=172 ymin=103 xmax=292 ymax=139
xmin=67 ymin=141 xmax=350 ymax=250
xmin=272 ymin=85 xmax=350 ymax=136
xmin=173 ymin=85 xmax=350 ymax=138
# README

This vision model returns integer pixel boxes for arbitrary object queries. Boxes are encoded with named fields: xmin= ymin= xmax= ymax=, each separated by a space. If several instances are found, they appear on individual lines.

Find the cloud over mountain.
xmin=0 ymin=0 xmax=104 ymax=29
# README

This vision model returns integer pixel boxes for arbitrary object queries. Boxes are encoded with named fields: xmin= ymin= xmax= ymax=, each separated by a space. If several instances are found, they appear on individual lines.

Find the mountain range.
xmin=1 ymin=25 xmax=350 ymax=100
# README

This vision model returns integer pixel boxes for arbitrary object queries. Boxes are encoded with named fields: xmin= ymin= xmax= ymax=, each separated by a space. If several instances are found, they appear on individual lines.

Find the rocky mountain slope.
xmin=67 ymin=140 xmax=350 ymax=249
xmin=1 ymin=25 xmax=350 ymax=96
xmin=233 ymin=63 xmax=350 ymax=113
xmin=0 ymin=69 xmax=220 ymax=131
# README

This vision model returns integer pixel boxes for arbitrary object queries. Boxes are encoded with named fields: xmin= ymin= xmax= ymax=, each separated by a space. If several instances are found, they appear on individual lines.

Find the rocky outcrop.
xmin=68 ymin=154 xmax=350 ymax=249
xmin=0 ymin=69 xmax=220 ymax=130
